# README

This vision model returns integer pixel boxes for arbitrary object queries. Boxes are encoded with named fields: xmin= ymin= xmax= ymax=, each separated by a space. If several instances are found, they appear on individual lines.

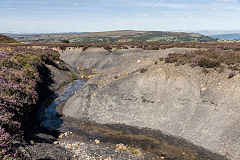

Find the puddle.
xmin=41 ymin=79 xmax=86 ymax=130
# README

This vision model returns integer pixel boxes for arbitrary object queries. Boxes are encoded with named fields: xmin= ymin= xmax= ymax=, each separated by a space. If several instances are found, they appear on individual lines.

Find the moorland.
xmin=1 ymin=32 xmax=240 ymax=160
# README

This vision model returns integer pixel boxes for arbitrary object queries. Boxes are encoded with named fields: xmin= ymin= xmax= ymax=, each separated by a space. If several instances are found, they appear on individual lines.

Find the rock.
xmin=88 ymin=75 xmax=95 ymax=79
xmin=53 ymin=141 xmax=59 ymax=144
xmin=24 ymin=143 xmax=73 ymax=159
xmin=73 ymin=142 xmax=80 ymax=147
xmin=73 ymin=154 xmax=78 ymax=158
xmin=95 ymin=139 xmax=100 ymax=144
xmin=116 ymin=144 xmax=127 ymax=151
xmin=30 ymin=140 xmax=35 ymax=145
xmin=59 ymin=133 xmax=64 ymax=138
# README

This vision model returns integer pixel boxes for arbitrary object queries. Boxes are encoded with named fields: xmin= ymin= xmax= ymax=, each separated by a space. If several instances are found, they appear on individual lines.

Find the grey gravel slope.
xmin=61 ymin=48 xmax=240 ymax=160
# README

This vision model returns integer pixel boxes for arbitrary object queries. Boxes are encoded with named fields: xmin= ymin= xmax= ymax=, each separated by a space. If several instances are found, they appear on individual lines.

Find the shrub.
xmin=159 ymin=57 xmax=164 ymax=61
xmin=228 ymin=72 xmax=236 ymax=79
xmin=0 ymin=47 xmax=66 ymax=158
xmin=197 ymin=58 xmax=220 ymax=68
xmin=140 ymin=68 xmax=148 ymax=73
xmin=70 ymin=72 xmax=76 ymax=81
xmin=61 ymin=40 xmax=70 ymax=43
xmin=228 ymin=64 xmax=239 ymax=71
xmin=59 ymin=45 xmax=68 ymax=51
xmin=233 ymin=48 xmax=240 ymax=51
xmin=202 ymin=68 xmax=210 ymax=74
xmin=147 ymin=46 xmax=159 ymax=50
xmin=82 ymin=46 xmax=89 ymax=51
xmin=0 ymin=126 xmax=10 ymax=159
xmin=164 ymin=49 xmax=240 ymax=69
xmin=217 ymin=65 xmax=225 ymax=73
xmin=104 ymin=45 xmax=112 ymax=52
xmin=165 ymin=53 xmax=181 ymax=63
xmin=115 ymin=46 xmax=122 ymax=50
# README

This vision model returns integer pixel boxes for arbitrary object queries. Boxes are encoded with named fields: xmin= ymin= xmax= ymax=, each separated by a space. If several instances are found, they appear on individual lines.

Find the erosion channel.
xmin=25 ymin=47 xmax=231 ymax=160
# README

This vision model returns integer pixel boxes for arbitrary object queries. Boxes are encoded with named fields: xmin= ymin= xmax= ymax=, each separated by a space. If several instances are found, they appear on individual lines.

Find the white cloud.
xmin=104 ymin=0 xmax=189 ymax=9
xmin=73 ymin=3 xmax=79 ymax=6
xmin=143 ymin=13 xmax=148 ymax=17
xmin=136 ymin=2 xmax=189 ymax=8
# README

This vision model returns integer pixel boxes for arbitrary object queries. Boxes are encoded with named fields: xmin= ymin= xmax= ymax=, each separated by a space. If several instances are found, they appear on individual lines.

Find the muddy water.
xmin=40 ymin=80 xmax=228 ymax=160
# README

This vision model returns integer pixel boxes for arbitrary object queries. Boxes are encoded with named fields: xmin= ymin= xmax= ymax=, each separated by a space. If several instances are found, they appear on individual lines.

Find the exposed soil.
xmin=61 ymin=47 xmax=240 ymax=159
xmin=21 ymin=48 xmax=230 ymax=160
xmin=21 ymin=77 xmax=228 ymax=160
xmin=21 ymin=79 xmax=146 ymax=160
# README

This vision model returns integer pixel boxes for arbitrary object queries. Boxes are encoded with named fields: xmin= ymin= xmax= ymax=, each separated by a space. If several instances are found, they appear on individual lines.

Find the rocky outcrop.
xmin=61 ymin=48 xmax=240 ymax=159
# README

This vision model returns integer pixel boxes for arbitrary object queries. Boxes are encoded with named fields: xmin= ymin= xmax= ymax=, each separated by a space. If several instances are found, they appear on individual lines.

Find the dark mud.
xmin=59 ymin=117 xmax=228 ymax=160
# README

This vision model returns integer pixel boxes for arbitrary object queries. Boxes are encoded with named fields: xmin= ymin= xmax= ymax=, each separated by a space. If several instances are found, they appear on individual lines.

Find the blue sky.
xmin=0 ymin=0 xmax=240 ymax=33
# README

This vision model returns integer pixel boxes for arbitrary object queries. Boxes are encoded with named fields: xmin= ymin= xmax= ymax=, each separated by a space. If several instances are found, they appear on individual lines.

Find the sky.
xmin=0 ymin=0 xmax=240 ymax=33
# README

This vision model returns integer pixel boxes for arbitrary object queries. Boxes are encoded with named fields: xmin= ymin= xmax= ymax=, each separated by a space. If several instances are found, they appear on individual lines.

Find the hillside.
xmin=211 ymin=33 xmax=240 ymax=40
xmin=8 ymin=30 xmax=217 ymax=43
xmin=2 ymin=42 xmax=238 ymax=159
xmin=0 ymin=34 xmax=18 ymax=43
xmin=60 ymin=45 xmax=240 ymax=160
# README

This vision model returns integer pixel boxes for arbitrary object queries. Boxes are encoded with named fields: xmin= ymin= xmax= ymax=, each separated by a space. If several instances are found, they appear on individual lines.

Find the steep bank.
xmin=0 ymin=46 xmax=77 ymax=159
xmin=19 ymin=53 xmax=76 ymax=159
xmin=61 ymin=47 xmax=239 ymax=159
xmin=12 ymin=47 xmax=147 ymax=160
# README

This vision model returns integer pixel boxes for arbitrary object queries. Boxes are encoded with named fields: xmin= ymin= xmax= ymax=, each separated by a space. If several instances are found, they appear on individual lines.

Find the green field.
xmin=147 ymin=36 xmax=175 ymax=41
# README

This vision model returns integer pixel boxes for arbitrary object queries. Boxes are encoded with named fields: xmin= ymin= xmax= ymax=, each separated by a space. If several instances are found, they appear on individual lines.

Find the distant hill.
xmin=210 ymin=34 xmax=240 ymax=40
xmin=0 ymin=34 xmax=18 ymax=43
xmin=8 ymin=30 xmax=217 ymax=43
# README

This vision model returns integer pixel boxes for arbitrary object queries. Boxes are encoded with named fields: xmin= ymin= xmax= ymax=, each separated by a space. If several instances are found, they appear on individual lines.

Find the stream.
xmin=41 ymin=79 xmax=86 ymax=130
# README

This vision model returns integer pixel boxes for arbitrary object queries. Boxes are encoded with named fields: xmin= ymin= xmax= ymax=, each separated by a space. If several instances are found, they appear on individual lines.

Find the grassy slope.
xmin=10 ymin=30 xmax=217 ymax=43
xmin=0 ymin=34 xmax=18 ymax=43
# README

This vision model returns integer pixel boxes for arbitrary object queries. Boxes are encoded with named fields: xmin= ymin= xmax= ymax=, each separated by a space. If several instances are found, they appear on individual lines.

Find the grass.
xmin=70 ymin=72 xmax=77 ymax=81
xmin=8 ymin=31 xmax=217 ymax=43
xmin=147 ymin=36 xmax=175 ymax=42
